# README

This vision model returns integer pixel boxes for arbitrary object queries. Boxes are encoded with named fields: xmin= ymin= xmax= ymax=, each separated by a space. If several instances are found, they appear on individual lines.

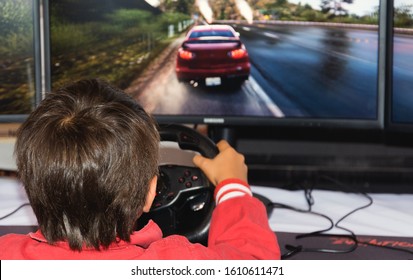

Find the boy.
xmin=0 ymin=78 xmax=280 ymax=259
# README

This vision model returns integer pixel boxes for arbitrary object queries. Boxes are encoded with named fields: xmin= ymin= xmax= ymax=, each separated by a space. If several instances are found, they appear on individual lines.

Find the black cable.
xmin=319 ymin=176 xmax=413 ymax=253
xmin=276 ymin=199 xmax=360 ymax=259
xmin=0 ymin=203 xmax=31 ymax=220
xmin=278 ymin=178 xmax=367 ymax=259
xmin=332 ymin=191 xmax=413 ymax=256
xmin=279 ymin=176 xmax=413 ymax=258
xmin=272 ymin=202 xmax=334 ymax=235
xmin=271 ymin=189 xmax=355 ymax=259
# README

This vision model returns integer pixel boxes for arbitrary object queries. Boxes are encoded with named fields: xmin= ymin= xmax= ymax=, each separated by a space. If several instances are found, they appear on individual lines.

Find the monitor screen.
xmin=48 ymin=0 xmax=383 ymax=129
xmin=0 ymin=0 xmax=37 ymax=122
xmin=390 ymin=0 xmax=413 ymax=126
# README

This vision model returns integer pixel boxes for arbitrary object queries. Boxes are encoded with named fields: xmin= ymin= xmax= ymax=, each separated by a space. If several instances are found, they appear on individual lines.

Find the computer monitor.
xmin=387 ymin=0 xmax=413 ymax=134
xmin=46 ymin=0 xmax=385 ymax=139
xmin=0 ymin=0 xmax=41 ymax=123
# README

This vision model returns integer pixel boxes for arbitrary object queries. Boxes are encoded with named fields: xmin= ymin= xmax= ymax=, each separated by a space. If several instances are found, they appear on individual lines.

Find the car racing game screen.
xmin=48 ymin=0 xmax=383 ymax=128
xmin=390 ymin=0 xmax=413 ymax=127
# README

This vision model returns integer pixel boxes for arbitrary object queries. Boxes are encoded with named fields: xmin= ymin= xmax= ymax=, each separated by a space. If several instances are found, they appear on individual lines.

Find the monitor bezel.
xmin=41 ymin=0 xmax=387 ymax=137
xmin=155 ymin=0 xmax=387 ymax=132
xmin=385 ymin=0 xmax=413 ymax=133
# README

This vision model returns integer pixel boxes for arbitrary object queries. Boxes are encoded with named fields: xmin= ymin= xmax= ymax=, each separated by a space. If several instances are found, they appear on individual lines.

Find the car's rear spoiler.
xmin=182 ymin=39 xmax=241 ymax=49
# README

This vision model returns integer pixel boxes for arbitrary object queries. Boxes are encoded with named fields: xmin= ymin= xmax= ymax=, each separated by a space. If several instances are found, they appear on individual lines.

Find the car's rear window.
xmin=189 ymin=30 xmax=234 ymax=38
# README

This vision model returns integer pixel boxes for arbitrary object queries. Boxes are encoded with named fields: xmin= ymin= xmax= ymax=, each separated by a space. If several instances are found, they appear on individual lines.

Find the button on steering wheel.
xmin=135 ymin=124 xmax=218 ymax=245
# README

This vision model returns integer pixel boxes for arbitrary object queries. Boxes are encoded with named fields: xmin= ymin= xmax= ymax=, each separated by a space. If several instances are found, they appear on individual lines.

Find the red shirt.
xmin=0 ymin=180 xmax=280 ymax=259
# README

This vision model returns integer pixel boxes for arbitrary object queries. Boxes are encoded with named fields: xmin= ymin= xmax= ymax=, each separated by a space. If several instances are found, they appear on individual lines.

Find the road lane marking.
xmin=243 ymin=77 xmax=285 ymax=117
xmin=263 ymin=32 xmax=279 ymax=39
xmin=286 ymin=36 xmax=377 ymax=65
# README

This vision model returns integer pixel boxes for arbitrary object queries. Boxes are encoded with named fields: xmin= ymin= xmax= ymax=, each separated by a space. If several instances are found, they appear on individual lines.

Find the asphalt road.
xmin=235 ymin=23 xmax=379 ymax=119
xmin=133 ymin=23 xmax=411 ymax=121
xmin=133 ymin=35 xmax=280 ymax=120
xmin=391 ymin=34 xmax=413 ymax=123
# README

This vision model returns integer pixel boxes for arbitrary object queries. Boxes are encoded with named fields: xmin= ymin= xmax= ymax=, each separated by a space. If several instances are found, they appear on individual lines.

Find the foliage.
xmin=49 ymin=6 xmax=190 ymax=90
xmin=212 ymin=0 xmax=239 ymax=21
xmin=1 ymin=1 xmax=191 ymax=115
xmin=158 ymin=12 xmax=192 ymax=31
xmin=0 ymin=0 xmax=34 ymax=114
xmin=320 ymin=0 xmax=353 ymax=17
xmin=394 ymin=4 xmax=413 ymax=28
xmin=105 ymin=9 xmax=153 ymax=28
xmin=3 ymin=0 xmax=412 ymax=115
xmin=0 ymin=0 xmax=33 ymax=58
xmin=161 ymin=0 xmax=195 ymax=14
xmin=249 ymin=0 xmax=382 ymax=24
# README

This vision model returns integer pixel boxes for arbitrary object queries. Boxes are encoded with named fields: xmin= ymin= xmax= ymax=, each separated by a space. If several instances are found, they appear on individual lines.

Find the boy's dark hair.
xmin=14 ymin=78 xmax=160 ymax=251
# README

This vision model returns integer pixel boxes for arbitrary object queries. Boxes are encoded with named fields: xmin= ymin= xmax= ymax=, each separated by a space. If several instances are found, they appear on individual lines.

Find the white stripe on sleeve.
xmin=215 ymin=183 xmax=252 ymax=204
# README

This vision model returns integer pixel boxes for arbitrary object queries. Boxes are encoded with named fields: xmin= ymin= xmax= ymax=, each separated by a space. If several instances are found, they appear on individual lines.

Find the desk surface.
xmin=0 ymin=138 xmax=16 ymax=171
xmin=1 ymin=177 xmax=413 ymax=259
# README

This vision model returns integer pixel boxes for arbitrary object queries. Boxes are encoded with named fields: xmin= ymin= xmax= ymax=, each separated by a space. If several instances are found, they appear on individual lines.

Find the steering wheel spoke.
xmin=151 ymin=165 xmax=209 ymax=211
xmin=135 ymin=124 xmax=218 ymax=245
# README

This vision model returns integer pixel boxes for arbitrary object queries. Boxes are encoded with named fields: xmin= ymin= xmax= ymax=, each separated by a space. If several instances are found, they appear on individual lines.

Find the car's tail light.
xmin=179 ymin=50 xmax=194 ymax=60
xmin=229 ymin=48 xmax=247 ymax=59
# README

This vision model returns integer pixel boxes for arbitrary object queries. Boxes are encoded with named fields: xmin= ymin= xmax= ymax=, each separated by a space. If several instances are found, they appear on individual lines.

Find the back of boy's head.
xmin=14 ymin=78 xmax=160 ymax=251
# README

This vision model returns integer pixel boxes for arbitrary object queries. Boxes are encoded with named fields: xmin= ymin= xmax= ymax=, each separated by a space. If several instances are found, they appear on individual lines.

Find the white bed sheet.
xmin=1 ymin=177 xmax=412 ymax=238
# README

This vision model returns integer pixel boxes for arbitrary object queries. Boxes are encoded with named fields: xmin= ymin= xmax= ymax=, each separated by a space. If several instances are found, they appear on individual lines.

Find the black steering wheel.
xmin=135 ymin=124 xmax=218 ymax=245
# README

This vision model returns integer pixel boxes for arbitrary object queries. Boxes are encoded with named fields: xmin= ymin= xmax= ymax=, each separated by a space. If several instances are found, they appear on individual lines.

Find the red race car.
xmin=176 ymin=24 xmax=250 ymax=87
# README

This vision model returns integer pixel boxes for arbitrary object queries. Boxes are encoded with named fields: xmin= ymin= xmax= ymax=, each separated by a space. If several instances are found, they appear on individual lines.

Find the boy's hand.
xmin=192 ymin=140 xmax=248 ymax=186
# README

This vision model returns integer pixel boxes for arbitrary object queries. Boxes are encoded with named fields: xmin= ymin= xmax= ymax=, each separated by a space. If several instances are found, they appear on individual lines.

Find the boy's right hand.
xmin=192 ymin=140 xmax=248 ymax=186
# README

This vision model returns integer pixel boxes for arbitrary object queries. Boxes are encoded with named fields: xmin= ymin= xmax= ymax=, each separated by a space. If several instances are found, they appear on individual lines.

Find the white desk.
xmin=1 ymin=177 xmax=412 ymax=238
xmin=0 ymin=138 xmax=16 ymax=171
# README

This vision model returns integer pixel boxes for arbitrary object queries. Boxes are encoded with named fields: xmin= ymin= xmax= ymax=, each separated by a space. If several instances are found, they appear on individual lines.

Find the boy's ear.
xmin=143 ymin=176 xmax=157 ymax=213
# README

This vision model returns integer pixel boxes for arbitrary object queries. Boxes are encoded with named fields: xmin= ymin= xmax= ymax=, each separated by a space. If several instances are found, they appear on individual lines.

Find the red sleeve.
xmin=214 ymin=178 xmax=252 ymax=204
xmin=208 ymin=179 xmax=281 ymax=260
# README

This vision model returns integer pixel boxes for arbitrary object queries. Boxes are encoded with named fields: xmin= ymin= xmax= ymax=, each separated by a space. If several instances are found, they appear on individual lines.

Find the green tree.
xmin=260 ymin=0 xmax=291 ymax=20
xmin=320 ymin=0 xmax=353 ymax=17
xmin=0 ymin=0 xmax=33 ymax=58
xmin=161 ymin=0 xmax=194 ymax=14
xmin=51 ymin=0 xmax=161 ymax=23
xmin=394 ymin=4 xmax=413 ymax=28
xmin=212 ymin=0 xmax=240 ymax=21
xmin=0 ymin=0 xmax=34 ymax=114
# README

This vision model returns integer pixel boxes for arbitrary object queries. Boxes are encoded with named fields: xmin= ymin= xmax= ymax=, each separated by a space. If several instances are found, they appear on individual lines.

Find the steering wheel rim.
xmin=136 ymin=124 xmax=218 ymax=245
xmin=158 ymin=124 xmax=218 ymax=159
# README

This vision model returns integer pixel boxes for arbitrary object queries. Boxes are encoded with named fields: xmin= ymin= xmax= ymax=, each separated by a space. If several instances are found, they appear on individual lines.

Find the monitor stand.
xmin=207 ymin=126 xmax=237 ymax=147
